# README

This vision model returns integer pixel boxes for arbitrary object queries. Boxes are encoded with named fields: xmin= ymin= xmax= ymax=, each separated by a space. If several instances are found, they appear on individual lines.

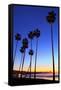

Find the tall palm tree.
xmin=13 ymin=33 xmax=21 ymax=69
xmin=20 ymin=38 xmax=28 ymax=78
xmin=34 ymin=29 xmax=40 ymax=79
xmin=28 ymin=31 xmax=34 ymax=78
xmin=29 ymin=49 xmax=34 ymax=78
xmin=46 ymin=11 xmax=56 ymax=81
xmin=19 ymin=46 xmax=25 ymax=74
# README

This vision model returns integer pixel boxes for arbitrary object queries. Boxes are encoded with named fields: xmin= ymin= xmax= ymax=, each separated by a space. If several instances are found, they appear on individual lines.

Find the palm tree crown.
xmin=33 ymin=29 xmax=40 ymax=38
xmin=46 ymin=11 xmax=56 ymax=23
xmin=20 ymin=46 xmax=25 ymax=53
xmin=15 ymin=33 xmax=21 ymax=40
xmin=22 ymin=38 xmax=28 ymax=48
xmin=28 ymin=31 xmax=34 ymax=39
xmin=29 ymin=49 xmax=34 ymax=56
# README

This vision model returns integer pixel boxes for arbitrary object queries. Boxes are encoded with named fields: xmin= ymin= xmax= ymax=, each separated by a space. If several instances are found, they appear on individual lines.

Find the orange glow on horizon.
xmin=13 ymin=65 xmax=58 ymax=73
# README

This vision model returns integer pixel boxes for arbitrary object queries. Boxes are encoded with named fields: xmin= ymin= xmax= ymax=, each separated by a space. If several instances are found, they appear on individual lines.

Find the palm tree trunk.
xmin=24 ymin=40 xmax=33 ymax=78
xmin=19 ymin=54 xmax=23 ymax=73
xmin=34 ymin=38 xmax=38 ymax=79
xmin=51 ymin=23 xmax=55 ymax=81
xmin=21 ymin=50 xmax=26 ymax=78
xmin=29 ymin=39 xmax=32 ymax=78
xmin=29 ymin=55 xmax=32 ymax=78
xmin=24 ymin=63 xmax=30 ymax=78
xmin=24 ymin=56 xmax=32 ymax=78
xmin=31 ymin=39 xmax=32 ymax=49
xmin=13 ymin=40 xmax=18 ymax=69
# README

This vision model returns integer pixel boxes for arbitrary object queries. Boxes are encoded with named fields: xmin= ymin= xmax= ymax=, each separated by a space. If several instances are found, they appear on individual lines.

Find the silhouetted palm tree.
xmin=34 ymin=29 xmax=40 ymax=79
xmin=13 ymin=33 xmax=21 ymax=69
xmin=46 ymin=11 xmax=56 ymax=81
xmin=29 ymin=49 xmax=34 ymax=78
xmin=19 ymin=46 xmax=25 ymax=73
xmin=21 ymin=38 xmax=28 ymax=78
xmin=28 ymin=31 xmax=34 ymax=78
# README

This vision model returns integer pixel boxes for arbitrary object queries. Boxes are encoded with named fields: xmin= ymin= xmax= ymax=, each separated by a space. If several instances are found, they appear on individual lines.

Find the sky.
xmin=13 ymin=5 xmax=59 ymax=73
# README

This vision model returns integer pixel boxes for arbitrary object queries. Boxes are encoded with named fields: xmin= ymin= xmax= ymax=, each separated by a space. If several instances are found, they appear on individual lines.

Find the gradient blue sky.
xmin=13 ymin=5 xmax=59 ymax=72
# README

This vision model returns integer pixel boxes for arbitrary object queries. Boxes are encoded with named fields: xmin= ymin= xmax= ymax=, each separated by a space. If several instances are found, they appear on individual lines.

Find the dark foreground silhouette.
xmin=9 ymin=77 xmax=59 ymax=86
xmin=9 ymin=70 xmax=59 ymax=86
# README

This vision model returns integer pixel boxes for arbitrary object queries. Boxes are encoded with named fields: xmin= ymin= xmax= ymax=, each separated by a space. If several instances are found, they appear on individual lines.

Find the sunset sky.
xmin=13 ymin=5 xmax=59 ymax=73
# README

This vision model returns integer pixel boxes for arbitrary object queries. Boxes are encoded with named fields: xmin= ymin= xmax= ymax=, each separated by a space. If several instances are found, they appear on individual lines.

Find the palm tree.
xmin=34 ymin=29 xmax=40 ymax=79
xmin=19 ymin=46 xmax=25 ymax=75
xmin=13 ymin=33 xmax=21 ymax=69
xmin=29 ymin=49 xmax=34 ymax=78
xmin=28 ymin=31 xmax=34 ymax=78
xmin=20 ymin=38 xmax=28 ymax=78
xmin=46 ymin=11 xmax=56 ymax=81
